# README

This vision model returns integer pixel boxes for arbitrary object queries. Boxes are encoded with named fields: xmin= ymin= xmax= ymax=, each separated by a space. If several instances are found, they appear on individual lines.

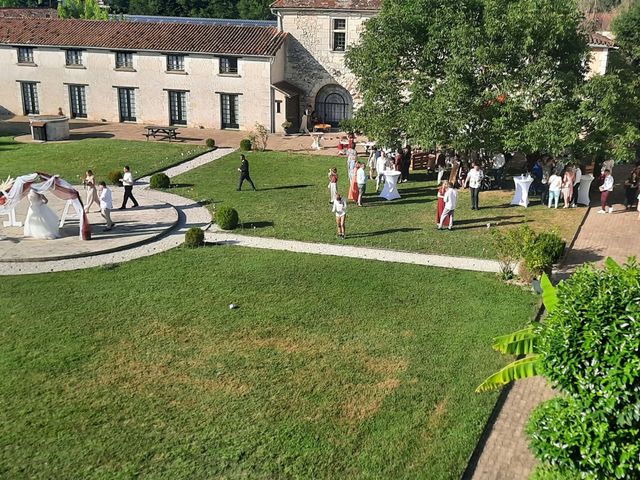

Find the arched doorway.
xmin=314 ymin=84 xmax=353 ymax=128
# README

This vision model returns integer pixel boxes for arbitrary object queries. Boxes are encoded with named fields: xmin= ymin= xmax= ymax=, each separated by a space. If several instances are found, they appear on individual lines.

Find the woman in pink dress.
xmin=436 ymin=181 xmax=450 ymax=227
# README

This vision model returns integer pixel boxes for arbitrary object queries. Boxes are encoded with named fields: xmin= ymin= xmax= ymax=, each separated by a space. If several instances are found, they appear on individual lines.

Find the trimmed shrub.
xmin=240 ymin=139 xmax=252 ymax=151
xmin=215 ymin=205 xmax=239 ymax=230
xmin=149 ymin=173 xmax=170 ymax=189
xmin=524 ymin=231 xmax=565 ymax=277
xmin=107 ymin=170 xmax=123 ymax=186
xmin=184 ymin=227 xmax=205 ymax=248
xmin=205 ymin=138 xmax=216 ymax=149
xmin=528 ymin=260 xmax=640 ymax=479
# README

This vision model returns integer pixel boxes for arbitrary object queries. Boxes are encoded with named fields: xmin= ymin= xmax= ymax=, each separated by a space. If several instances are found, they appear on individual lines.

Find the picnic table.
xmin=144 ymin=125 xmax=180 ymax=142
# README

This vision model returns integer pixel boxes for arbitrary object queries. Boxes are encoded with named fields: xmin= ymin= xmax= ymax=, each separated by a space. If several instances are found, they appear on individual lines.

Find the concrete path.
xmin=138 ymin=147 xmax=235 ymax=183
xmin=465 ymin=164 xmax=640 ymax=480
xmin=206 ymin=229 xmax=503 ymax=272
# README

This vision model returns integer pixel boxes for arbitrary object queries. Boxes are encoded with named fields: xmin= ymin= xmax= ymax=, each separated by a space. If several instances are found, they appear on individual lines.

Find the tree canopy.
xmin=57 ymin=0 xmax=108 ymax=19
xmin=346 ymin=0 xmax=589 ymax=155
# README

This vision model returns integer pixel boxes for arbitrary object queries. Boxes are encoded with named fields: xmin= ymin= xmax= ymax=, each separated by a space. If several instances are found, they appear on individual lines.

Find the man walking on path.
xmin=598 ymin=169 xmax=614 ymax=214
xmin=465 ymin=163 xmax=484 ymax=210
xmin=119 ymin=165 xmax=139 ymax=210
xmin=237 ymin=154 xmax=257 ymax=191
xmin=98 ymin=181 xmax=114 ymax=231
xmin=438 ymin=182 xmax=458 ymax=230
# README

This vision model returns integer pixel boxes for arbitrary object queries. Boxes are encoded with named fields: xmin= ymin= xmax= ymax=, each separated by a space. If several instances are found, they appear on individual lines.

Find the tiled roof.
xmin=588 ymin=32 xmax=615 ymax=48
xmin=272 ymin=81 xmax=303 ymax=97
xmin=0 ymin=8 xmax=58 ymax=18
xmin=271 ymin=0 xmax=381 ymax=10
xmin=0 ymin=18 xmax=287 ymax=57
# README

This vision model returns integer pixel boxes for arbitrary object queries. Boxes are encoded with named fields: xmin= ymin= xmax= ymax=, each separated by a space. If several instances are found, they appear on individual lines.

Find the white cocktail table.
xmin=380 ymin=171 xmax=402 ymax=201
xmin=511 ymin=176 xmax=534 ymax=207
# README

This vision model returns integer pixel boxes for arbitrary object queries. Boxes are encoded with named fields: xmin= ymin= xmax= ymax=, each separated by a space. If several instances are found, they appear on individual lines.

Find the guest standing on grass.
xmin=598 ymin=169 xmax=614 ymax=214
xmin=401 ymin=146 xmax=411 ymax=183
xmin=332 ymin=193 xmax=347 ymax=239
xmin=548 ymin=170 xmax=562 ymax=209
xmin=347 ymin=148 xmax=357 ymax=182
xmin=376 ymin=152 xmax=388 ymax=192
xmin=98 ymin=181 xmax=114 ymax=231
xmin=356 ymin=162 xmax=367 ymax=207
xmin=572 ymin=163 xmax=582 ymax=207
xmin=348 ymin=162 xmax=360 ymax=203
xmin=561 ymin=167 xmax=575 ymax=209
xmin=436 ymin=151 xmax=447 ymax=185
xmin=83 ymin=170 xmax=100 ymax=213
xmin=120 ymin=166 xmax=139 ymax=210
xmin=438 ymin=182 xmax=458 ymax=230
xmin=624 ymin=167 xmax=639 ymax=210
xmin=465 ymin=163 xmax=484 ymax=210
xmin=436 ymin=181 xmax=450 ymax=228
xmin=237 ymin=154 xmax=257 ymax=191
xmin=328 ymin=167 xmax=338 ymax=204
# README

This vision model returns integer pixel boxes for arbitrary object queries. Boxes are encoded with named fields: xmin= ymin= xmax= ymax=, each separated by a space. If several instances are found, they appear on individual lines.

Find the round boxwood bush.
xmin=150 ymin=172 xmax=171 ymax=189
xmin=184 ymin=227 xmax=205 ymax=247
xmin=205 ymin=138 xmax=216 ymax=149
xmin=240 ymin=139 xmax=252 ymax=151
xmin=107 ymin=170 xmax=123 ymax=186
xmin=527 ymin=260 xmax=640 ymax=479
xmin=215 ymin=205 xmax=239 ymax=230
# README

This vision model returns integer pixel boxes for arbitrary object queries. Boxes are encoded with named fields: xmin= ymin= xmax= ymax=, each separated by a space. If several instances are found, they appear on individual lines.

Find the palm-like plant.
xmin=475 ymin=274 xmax=557 ymax=393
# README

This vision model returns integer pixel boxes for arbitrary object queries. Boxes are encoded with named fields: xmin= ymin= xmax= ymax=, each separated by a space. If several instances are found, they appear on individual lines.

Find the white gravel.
xmin=206 ymin=229 xmax=503 ymax=273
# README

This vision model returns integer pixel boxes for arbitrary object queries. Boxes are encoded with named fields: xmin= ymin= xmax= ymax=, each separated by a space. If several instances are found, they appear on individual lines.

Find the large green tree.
xmin=346 ymin=0 xmax=588 ymax=154
xmin=57 ymin=0 xmax=108 ymax=19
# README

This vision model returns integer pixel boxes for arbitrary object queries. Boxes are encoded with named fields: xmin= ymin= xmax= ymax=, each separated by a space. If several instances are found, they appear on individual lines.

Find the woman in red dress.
xmin=348 ymin=163 xmax=360 ymax=202
xmin=436 ymin=181 xmax=450 ymax=227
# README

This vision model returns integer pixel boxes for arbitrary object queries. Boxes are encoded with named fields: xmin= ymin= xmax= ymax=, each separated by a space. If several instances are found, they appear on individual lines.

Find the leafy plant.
xmin=205 ymin=138 xmax=216 ymax=149
xmin=215 ymin=205 xmax=239 ymax=230
xmin=149 ymin=173 xmax=170 ymax=189
xmin=184 ymin=227 xmax=205 ymax=248
xmin=107 ymin=170 xmax=123 ymax=186
xmin=523 ymin=231 xmax=566 ymax=277
xmin=240 ymin=139 xmax=252 ymax=151
xmin=527 ymin=259 xmax=640 ymax=479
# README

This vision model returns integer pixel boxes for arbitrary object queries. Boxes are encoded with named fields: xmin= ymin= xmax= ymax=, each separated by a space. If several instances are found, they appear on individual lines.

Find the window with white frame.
xmin=332 ymin=19 xmax=346 ymax=52
xmin=166 ymin=54 xmax=185 ymax=72
xmin=65 ymin=49 xmax=83 ymax=66
xmin=115 ymin=52 xmax=134 ymax=69
xmin=219 ymin=56 xmax=238 ymax=74
xmin=17 ymin=47 xmax=34 ymax=64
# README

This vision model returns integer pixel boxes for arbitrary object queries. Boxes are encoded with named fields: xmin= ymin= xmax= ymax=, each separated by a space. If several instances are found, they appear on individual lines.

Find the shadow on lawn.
xmin=348 ymin=227 xmax=422 ymax=238
xmin=454 ymin=215 xmax=525 ymax=226
xmin=258 ymin=184 xmax=315 ymax=191
xmin=240 ymin=221 xmax=274 ymax=230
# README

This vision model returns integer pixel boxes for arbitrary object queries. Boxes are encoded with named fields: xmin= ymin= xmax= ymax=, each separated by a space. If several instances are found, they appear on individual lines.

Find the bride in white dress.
xmin=24 ymin=190 xmax=60 ymax=239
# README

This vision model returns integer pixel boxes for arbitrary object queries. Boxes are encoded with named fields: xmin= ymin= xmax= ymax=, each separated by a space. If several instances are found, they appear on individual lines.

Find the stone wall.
xmin=280 ymin=10 xmax=374 ymax=108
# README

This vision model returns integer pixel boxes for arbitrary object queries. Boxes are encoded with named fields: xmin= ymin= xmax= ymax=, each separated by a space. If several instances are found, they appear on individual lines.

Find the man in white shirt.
xmin=98 ymin=181 xmax=114 ymax=231
xmin=356 ymin=163 xmax=367 ymax=206
xmin=438 ymin=182 xmax=458 ymax=230
xmin=572 ymin=164 xmax=582 ymax=207
xmin=119 ymin=165 xmax=139 ymax=210
xmin=465 ymin=163 xmax=484 ymax=210
xmin=375 ymin=153 xmax=388 ymax=192
xmin=598 ymin=169 xmax=614 ymax=214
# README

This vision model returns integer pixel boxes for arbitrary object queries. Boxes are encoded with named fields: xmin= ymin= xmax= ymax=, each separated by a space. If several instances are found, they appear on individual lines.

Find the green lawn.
xmin=170 ymin=151 xmax=584 ymax=258
xmin=1 ymin=246 xmax=538 ymax=479
xmin=0 ymin=136 xmax=207 ymax=183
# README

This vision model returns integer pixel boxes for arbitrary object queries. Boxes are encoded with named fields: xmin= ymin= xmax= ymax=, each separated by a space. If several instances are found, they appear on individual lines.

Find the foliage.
xmin=215 ymin=205 xmax=239 ymax=230
xmin=205 ymin=138 xmax=216 ymax=149
xmin=108 ymin=0 xmax=273 ymax=20
xmin=281 ymin=120 xmax=293 ymax=129
xmin=252 ymin=123 xmax=269 ymax=151
xmin=149 ymin=172 xmax=170 ymax=189
xmin=239 ymin=138 xmax=252 ymax=151
xmin=57 ymin=0 xmax=108 ymax=19
xmin=184 ymin=226 xmax=205 ymax=247
xmin=107 ymin=170 xmax=123 ymax=186
xmin=528 ymin=260 xmax=640 ymax=479
xmin=346 ymin=0 xmax=588 ymax=153
xmin=523 ymin=231 xmax=566 ymax=277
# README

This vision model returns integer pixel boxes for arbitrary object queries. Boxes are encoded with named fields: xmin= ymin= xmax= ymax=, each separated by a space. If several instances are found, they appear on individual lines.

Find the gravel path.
xmin=206 ymin=229 xmax=503 ymax=273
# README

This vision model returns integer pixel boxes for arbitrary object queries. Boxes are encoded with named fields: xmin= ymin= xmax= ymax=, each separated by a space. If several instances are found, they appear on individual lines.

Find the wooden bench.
xmin=144 ymin=125 xmax=180 ymax=142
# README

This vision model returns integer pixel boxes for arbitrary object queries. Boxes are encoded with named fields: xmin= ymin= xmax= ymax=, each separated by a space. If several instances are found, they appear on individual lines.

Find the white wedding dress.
xmin=24 ymin=191 xmax=60 ymax=239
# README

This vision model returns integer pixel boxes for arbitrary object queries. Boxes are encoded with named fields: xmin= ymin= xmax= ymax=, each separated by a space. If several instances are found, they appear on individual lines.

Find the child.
xmin=438 ymin=182 xmax=458 ymax=230
xmin=328 ymin=167 xmax=338 ymax=204
xmin=332 ymin=193 xmax=347 ymax=239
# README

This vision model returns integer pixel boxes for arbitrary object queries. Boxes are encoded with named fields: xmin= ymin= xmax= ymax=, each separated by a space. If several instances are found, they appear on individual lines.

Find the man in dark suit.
xmin=237 ymin=154 xmax=256 ymax=191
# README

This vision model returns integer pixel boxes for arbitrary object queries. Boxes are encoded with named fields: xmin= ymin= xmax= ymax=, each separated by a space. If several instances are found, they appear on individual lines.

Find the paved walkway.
xmin=206 ymin=229 xmax=503 ymax=272
xmin=465 ymin=164 xmax=640 ymax=480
